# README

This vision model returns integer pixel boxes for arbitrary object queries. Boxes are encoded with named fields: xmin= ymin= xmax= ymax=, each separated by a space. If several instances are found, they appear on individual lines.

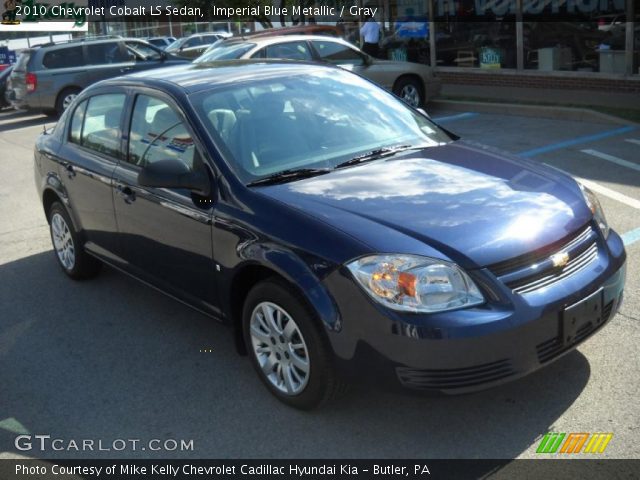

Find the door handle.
xmin=116 ymin=184 xmax=136 ymax=204
xmin=120 ymin=67 xmax=133 ymax=73
xmin=63 ymin=163 xmax=76 ymax=178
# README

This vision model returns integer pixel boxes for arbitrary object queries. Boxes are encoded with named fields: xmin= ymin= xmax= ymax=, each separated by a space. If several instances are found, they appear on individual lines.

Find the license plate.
xmin=562 ymin=288 xmax=603 ymax=346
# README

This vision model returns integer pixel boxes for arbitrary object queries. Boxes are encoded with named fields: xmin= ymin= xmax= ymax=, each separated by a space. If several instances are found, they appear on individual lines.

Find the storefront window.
xmin=380 ymin=0 xmax=430 ymax=64
xmin=435 ymin=21 xmax=517 ymax=69
xmin=522 ymin=0 xmax=627 ymax=73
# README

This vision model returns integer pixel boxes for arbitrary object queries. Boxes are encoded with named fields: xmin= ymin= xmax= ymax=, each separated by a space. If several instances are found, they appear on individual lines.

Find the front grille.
xmin=488 ymin=225 xmax=598 ymax=295
xmin=397 ymin=358 xmax=515 ymax=390
xmin=536 ymin=300 xmax=613 ymax=364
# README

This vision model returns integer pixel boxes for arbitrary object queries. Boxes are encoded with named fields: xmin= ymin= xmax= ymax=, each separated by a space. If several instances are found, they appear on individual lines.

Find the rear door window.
xmin=42 ymin=46 xmax=84 ymax=69
xmin=263 ymin=41 xmax=313 ymax=61
xmin=312 ymin=40 xmax=365 ymax=66
xmin=69 ymin=93 xmax=126 ymax=159
xmin=87 ymin=42 xmax=130 ymax=64
xmin=183 ymin=37 xmax=203 ymax=48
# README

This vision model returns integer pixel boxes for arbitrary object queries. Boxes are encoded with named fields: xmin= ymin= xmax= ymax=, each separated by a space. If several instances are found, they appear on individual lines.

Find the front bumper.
xmin=323 ymin=230 xmax=626 ymax=394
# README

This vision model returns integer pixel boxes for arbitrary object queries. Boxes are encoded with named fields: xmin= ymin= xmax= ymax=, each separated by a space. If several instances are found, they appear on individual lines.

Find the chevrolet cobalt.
xmin=35 ymin=61 xmax=626 ymax=409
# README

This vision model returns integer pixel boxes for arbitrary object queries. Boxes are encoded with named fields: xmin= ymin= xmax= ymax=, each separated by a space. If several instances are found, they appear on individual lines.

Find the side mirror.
xmin=417 ymin=107 xmax=431 ymax=119
xmin=138 ymin=159 xmax=210 ymax=197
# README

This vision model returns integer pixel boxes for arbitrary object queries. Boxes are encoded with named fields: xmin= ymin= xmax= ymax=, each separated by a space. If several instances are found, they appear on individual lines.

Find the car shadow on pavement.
xmin=0 ymin=111 xmax=51 ymax=133
xmin=0 ymin=251 xmax=591 ymax=465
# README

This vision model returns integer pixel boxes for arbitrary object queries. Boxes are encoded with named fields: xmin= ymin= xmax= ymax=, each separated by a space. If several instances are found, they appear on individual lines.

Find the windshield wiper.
xmin=334 ymin=144 xmax=426 ymax=169
xmin=247 ymin=168 xmax=331 ymax=186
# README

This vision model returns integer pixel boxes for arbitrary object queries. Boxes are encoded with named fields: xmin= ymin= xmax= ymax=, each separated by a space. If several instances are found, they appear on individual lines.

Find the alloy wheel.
xmin=400 ymin=84 xmax=421 ymax=107
xmin=51 ymin=212 xmax=75 ymax=270
xmin=249 ymin=301 xmax=310 ymax=395
xmin=62 ymin=93 xmax=77 ymax=111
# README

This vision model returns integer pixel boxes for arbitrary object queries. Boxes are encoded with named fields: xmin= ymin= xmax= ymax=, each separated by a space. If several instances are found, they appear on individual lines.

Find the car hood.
xmin=254 ymin=141 xmax=592 ymax=268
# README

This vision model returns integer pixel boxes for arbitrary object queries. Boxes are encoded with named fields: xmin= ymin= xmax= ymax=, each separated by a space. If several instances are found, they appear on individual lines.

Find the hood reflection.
xmin=262 ymin=143 xmax=589 ymax=266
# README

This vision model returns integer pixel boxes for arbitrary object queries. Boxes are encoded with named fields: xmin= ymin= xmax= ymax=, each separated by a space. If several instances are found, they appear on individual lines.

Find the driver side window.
xmin=127 ymin=95 xmax=197 ymax=171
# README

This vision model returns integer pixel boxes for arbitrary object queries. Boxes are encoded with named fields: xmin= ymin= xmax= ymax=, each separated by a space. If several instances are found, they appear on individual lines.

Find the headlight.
xmin=346 ymin=254 xmax=484 ymax=313
xmin=579 ymin=183 xmax=609 ymax=238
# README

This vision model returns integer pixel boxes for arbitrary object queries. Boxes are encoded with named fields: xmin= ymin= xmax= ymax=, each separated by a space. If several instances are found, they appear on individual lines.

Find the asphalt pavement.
xmin=0 ymin=106 xmax=638 ymax=461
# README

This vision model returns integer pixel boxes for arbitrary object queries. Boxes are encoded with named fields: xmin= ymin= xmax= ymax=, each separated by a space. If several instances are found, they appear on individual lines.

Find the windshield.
xmin=190 ymin=68 xmax=452 ymax=184
xmin=195 ymin=42 xmax=255 ymax=62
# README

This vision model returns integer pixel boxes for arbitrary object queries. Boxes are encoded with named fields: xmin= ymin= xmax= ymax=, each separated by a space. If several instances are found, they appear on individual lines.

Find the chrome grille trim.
xmin=512 ymin=243 xmax=598 ymax=294
xmin=488 ymin=225 xmax=599 ymax=295
xmin=489 ymin=225 xmax=593 ymax=277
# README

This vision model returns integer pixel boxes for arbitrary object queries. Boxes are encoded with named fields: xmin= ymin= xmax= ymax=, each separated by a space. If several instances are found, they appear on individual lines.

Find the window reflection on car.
xmin=190 ymin=70 xmax=449 ymax=184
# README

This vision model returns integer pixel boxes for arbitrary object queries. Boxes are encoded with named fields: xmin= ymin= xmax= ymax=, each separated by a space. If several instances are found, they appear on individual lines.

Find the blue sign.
xmin=395 ymin=16 xmax=429 ymax=38
xmin=0 ymin=46 xmax=16 ymax=65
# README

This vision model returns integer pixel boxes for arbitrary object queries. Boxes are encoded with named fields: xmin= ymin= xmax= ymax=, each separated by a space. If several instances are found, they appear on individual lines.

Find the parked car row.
xmin=4 ymin=27 xmax=441 ymax=116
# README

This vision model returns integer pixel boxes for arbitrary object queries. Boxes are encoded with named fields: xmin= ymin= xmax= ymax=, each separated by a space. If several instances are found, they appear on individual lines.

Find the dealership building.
xmin=92 ymin=0 xmax=640 ymax=107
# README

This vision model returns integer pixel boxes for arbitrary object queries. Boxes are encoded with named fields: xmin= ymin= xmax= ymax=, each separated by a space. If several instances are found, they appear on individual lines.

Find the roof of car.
xmin=248 ymin=25 xmax=340 ymax=37
xmin=101 ymin=60 xmax=339 ymax=94
xmin=221 ymin=35 xmax=351 ymax=47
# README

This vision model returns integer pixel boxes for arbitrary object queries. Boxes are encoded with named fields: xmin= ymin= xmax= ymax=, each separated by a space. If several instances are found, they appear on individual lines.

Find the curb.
xmin=428 ymin=99 xmax=639 ymax=126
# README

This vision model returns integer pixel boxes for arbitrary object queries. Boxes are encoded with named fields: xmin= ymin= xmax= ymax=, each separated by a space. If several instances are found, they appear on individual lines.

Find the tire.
xmin=242 ymin=278 xmax=346 ymax=410
xmin=393 ymin=76 xmax=424 ymax=108
xmin=55 ymin=87 xmax=81 ymax=116
xmin=48 ymin=201 xmax=101 ymax=280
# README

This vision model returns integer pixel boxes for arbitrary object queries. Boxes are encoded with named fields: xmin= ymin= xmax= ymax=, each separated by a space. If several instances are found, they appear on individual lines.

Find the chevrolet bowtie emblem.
xmin=551 ymin=252 xmax=570 ymax=268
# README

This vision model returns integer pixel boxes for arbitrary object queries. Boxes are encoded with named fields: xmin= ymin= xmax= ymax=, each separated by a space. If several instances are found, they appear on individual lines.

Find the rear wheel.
xmin=393 ymin=77 xmax=424 ymax=108
xmin=243 ymin=278 xmax=346 ymax=409
xmin=55 ymin=87 xmax=81 ymax=116
xmin=48 ymin=202 xmax=101 ymax=279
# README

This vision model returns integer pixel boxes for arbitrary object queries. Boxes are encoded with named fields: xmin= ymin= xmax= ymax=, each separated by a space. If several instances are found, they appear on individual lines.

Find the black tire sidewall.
xmin=242 ymin=279 xmax=335 ymax=410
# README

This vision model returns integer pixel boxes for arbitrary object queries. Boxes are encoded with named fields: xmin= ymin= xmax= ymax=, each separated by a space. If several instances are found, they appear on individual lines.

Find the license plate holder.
xmin=562 ymin=288 xmax=603 ymax=346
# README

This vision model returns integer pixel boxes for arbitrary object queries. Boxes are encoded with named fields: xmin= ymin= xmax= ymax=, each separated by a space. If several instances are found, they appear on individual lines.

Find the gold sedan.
xmin=195 ymin=35 xmax=442 ymax=108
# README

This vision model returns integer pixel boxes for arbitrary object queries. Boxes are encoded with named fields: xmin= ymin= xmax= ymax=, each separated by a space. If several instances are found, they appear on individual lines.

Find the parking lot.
xmin=0 ymin=106 xmax=638 ymax=460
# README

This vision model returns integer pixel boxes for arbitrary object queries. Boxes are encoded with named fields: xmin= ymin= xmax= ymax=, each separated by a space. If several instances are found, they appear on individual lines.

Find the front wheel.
xmin=393 ymin=77 xmax=424 ymax=108
xmin=48 ymin=202 xmax=101 ymax=279
xmin=243 ymin=279 xmax=345 ymax=409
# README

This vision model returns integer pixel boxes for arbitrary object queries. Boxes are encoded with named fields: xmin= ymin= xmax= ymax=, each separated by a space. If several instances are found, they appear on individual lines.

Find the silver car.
xmin=8 ymin=37 xmax=188 ymax=116
xmin=195 ymin=35 xmax=441 ymax=107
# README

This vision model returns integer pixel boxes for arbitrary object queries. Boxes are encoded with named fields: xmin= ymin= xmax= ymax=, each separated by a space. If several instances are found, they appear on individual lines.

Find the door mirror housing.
xmin=138 ymin=159 xmax=210 ymax=197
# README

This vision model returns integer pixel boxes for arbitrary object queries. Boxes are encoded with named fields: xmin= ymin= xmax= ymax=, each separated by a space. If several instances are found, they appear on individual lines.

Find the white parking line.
xmin=543 ymin=163 xmax=640 ymax=210
xmin=625 ymin=139 xmax=640 ymax=146
xmin=581 ymin=149 xmax=640 ymax=173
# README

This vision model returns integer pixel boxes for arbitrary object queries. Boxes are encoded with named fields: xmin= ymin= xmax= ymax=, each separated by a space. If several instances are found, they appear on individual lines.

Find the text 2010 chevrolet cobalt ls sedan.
xmin=35 ymin=61 xmax=626 ymax=409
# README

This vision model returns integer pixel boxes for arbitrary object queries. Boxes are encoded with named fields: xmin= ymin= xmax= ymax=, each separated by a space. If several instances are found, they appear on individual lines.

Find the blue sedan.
xmin=34 ymin=61 xmax=626 ymax=409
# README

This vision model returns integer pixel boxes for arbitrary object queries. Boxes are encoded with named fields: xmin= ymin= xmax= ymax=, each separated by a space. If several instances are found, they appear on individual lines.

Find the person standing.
xmin=360 ymin=16 xmax=380 ymax=58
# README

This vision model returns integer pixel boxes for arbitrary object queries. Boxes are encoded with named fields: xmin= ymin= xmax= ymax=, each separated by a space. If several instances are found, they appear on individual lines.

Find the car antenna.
xmin=42 ymin=124 xmax=48 ymax=134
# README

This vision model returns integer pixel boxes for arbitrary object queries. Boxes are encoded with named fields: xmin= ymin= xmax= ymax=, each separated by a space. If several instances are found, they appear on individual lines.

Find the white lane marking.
xmin=624 ymin=139 xmax=640 ymax=146
xmin=581 ymin=149 xmax=640 ymax=173
xmin=544 ymin=163 xmax=640 ymax=210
